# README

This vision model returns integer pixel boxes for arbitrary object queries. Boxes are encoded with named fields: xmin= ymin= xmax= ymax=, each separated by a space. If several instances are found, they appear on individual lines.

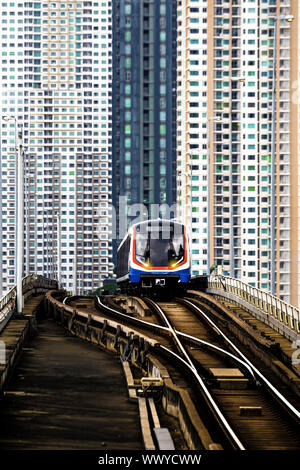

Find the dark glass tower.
xmin=112 ymin=0 xmax=177 ymax=248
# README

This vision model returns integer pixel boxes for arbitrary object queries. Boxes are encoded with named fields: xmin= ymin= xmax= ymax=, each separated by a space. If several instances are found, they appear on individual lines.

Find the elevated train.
xmin=116 ymin=219 xmax=191 ymax=294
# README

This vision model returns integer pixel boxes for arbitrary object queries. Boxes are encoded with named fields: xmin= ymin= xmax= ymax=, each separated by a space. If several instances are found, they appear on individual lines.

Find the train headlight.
xmin=136 ymin=256 xmax=152 ymax=268
xmin=169 ymin=257 xmax=184 ymax=268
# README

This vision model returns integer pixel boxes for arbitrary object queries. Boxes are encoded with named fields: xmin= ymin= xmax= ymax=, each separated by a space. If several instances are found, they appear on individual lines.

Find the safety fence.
xmin=0 ymin=275 xmax=58 ymax=324
xmin=207 ymin=275 xmax=300 ymax=336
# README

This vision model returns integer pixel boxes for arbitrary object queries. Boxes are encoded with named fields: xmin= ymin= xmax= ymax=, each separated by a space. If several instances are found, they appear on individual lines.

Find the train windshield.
xmin=135 ymin=221 xmax=185 ymax=268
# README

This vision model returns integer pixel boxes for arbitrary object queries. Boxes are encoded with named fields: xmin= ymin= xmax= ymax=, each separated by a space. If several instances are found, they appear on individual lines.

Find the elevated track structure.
xmin=1 ymin=274 xmax=300 ymax=451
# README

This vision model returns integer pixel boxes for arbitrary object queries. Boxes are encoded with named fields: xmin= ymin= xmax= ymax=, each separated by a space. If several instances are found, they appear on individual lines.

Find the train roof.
xmin=117 ymin=218 xmax=186 ymax=252
xmin=133 ymin=218 xmax=185 ymax=228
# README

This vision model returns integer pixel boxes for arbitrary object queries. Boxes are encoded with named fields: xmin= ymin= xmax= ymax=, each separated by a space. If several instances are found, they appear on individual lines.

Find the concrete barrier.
xmin=117 ymin=296 xmax=151 ymax=317
xmin=0 ymin=319 xmax=30 ymax=395
xmin=0 ymin=294 xmax=45 ymax=396
xmin=0 ymin=278 xmax=54 ymax=395
xmin=127 ymin=297 xmax=151 ymax=317
xmin=138 ymin=397 xmax=156 ymax=450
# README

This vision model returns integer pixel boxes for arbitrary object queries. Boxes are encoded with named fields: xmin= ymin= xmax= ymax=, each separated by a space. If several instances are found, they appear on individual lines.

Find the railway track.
xmin=145 ymin=298 xmax=300 ymax=450
xmin=63 ymin=293 xmax=300 ymax=450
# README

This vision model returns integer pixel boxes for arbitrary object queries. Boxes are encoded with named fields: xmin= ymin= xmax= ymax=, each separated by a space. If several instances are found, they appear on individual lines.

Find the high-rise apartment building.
xmin=112 ymin=0 xmax=177 ymax=246
xmin=0 ymin=1 xmax=113 ymax=296
xmin=177 ymin=0 xmax=299 ymax=306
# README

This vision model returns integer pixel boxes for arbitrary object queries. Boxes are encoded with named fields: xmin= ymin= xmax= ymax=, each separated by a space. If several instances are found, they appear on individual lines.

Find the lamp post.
xmin=56 ymin=211 xmax=61 ymax=287
xmin=185 ymin=151 xmax=199 ymax=230
xmin=23 ymin=150 xmax=30 ymax=277
xmin=178 ymin=169 xmax=187 ymax=224
xmin=178 ymin=168 xmax=191 ymax=228
xmin=3 ymin=116 xmax=24 ymax=315
xmin=34 ymin=192 xmax=39 ymax=276
xmin=207 ymin=116 xmax=221 ymax=273
xmin=270 ymin=14 xmax=293 ymax=295
xmin=229 ymin=77 xmax=245 ymax=277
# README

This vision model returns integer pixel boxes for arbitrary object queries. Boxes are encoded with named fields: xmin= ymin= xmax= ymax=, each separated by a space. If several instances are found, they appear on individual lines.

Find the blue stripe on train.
xmin=129 ymin=267 xmax=190 ymax=284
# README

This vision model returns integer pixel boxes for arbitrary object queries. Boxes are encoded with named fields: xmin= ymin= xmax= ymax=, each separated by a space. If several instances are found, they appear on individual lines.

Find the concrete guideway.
xmin=0 ymin=294 xmax=143 ymax=450
xmin=4 ymin=273 xmax=300 ymax=452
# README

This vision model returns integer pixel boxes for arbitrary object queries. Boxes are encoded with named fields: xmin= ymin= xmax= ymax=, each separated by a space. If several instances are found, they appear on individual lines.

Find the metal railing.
xmin=0 ymin=274 xmax=58 ymax=321
xmin=207 ymin=275 xmax=300 ymax=335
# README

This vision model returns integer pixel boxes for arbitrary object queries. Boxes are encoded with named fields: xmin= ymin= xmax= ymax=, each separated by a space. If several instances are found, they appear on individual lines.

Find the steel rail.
xmin=63 ymin=296 xmax=71 ymax=305
xmin=182 ymin=298 xmax=300 ymax=421
xmin=96 ymin=296 xmax=253 ymax=375
xmin=61 ymin=295 xmax=254 ymax=378
xmin=146 ymin=298 xmax=198 ymax=373
xmin=96 ymin=296 xmax=170 ymax=334
xmin=157 ymin=345 xmax=247 ymax=450
xmin=144 ymin=298 xmax=246 ymax=450
xmin=175 ymin=329 xmax=255 ymax=380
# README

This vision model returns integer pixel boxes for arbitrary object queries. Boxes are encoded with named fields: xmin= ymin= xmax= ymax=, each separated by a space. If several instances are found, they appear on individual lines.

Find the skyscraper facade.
xmin=177 ymin=0 xmax=299 ymax=306
xmin=112 ymin=0 xmax=177 ymax=246
xmin=0 ymin=1 xmax=113 ymax=296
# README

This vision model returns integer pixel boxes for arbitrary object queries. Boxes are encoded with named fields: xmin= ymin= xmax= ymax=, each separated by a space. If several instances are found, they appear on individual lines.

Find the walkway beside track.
xmin=0 ymin=296 xmax=143 ymax=450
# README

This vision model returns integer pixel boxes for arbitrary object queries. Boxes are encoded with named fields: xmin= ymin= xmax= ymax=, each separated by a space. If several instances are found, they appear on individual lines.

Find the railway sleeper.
xmin=239 ymin=406 xmax=262 ymax=417
xmin=209 ymin=368 xmax=249 ymax=390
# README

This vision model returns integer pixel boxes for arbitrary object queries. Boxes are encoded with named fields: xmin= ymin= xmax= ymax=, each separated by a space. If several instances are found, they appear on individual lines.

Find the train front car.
xmin=117 ymin=219 xmax=191 ymax=295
